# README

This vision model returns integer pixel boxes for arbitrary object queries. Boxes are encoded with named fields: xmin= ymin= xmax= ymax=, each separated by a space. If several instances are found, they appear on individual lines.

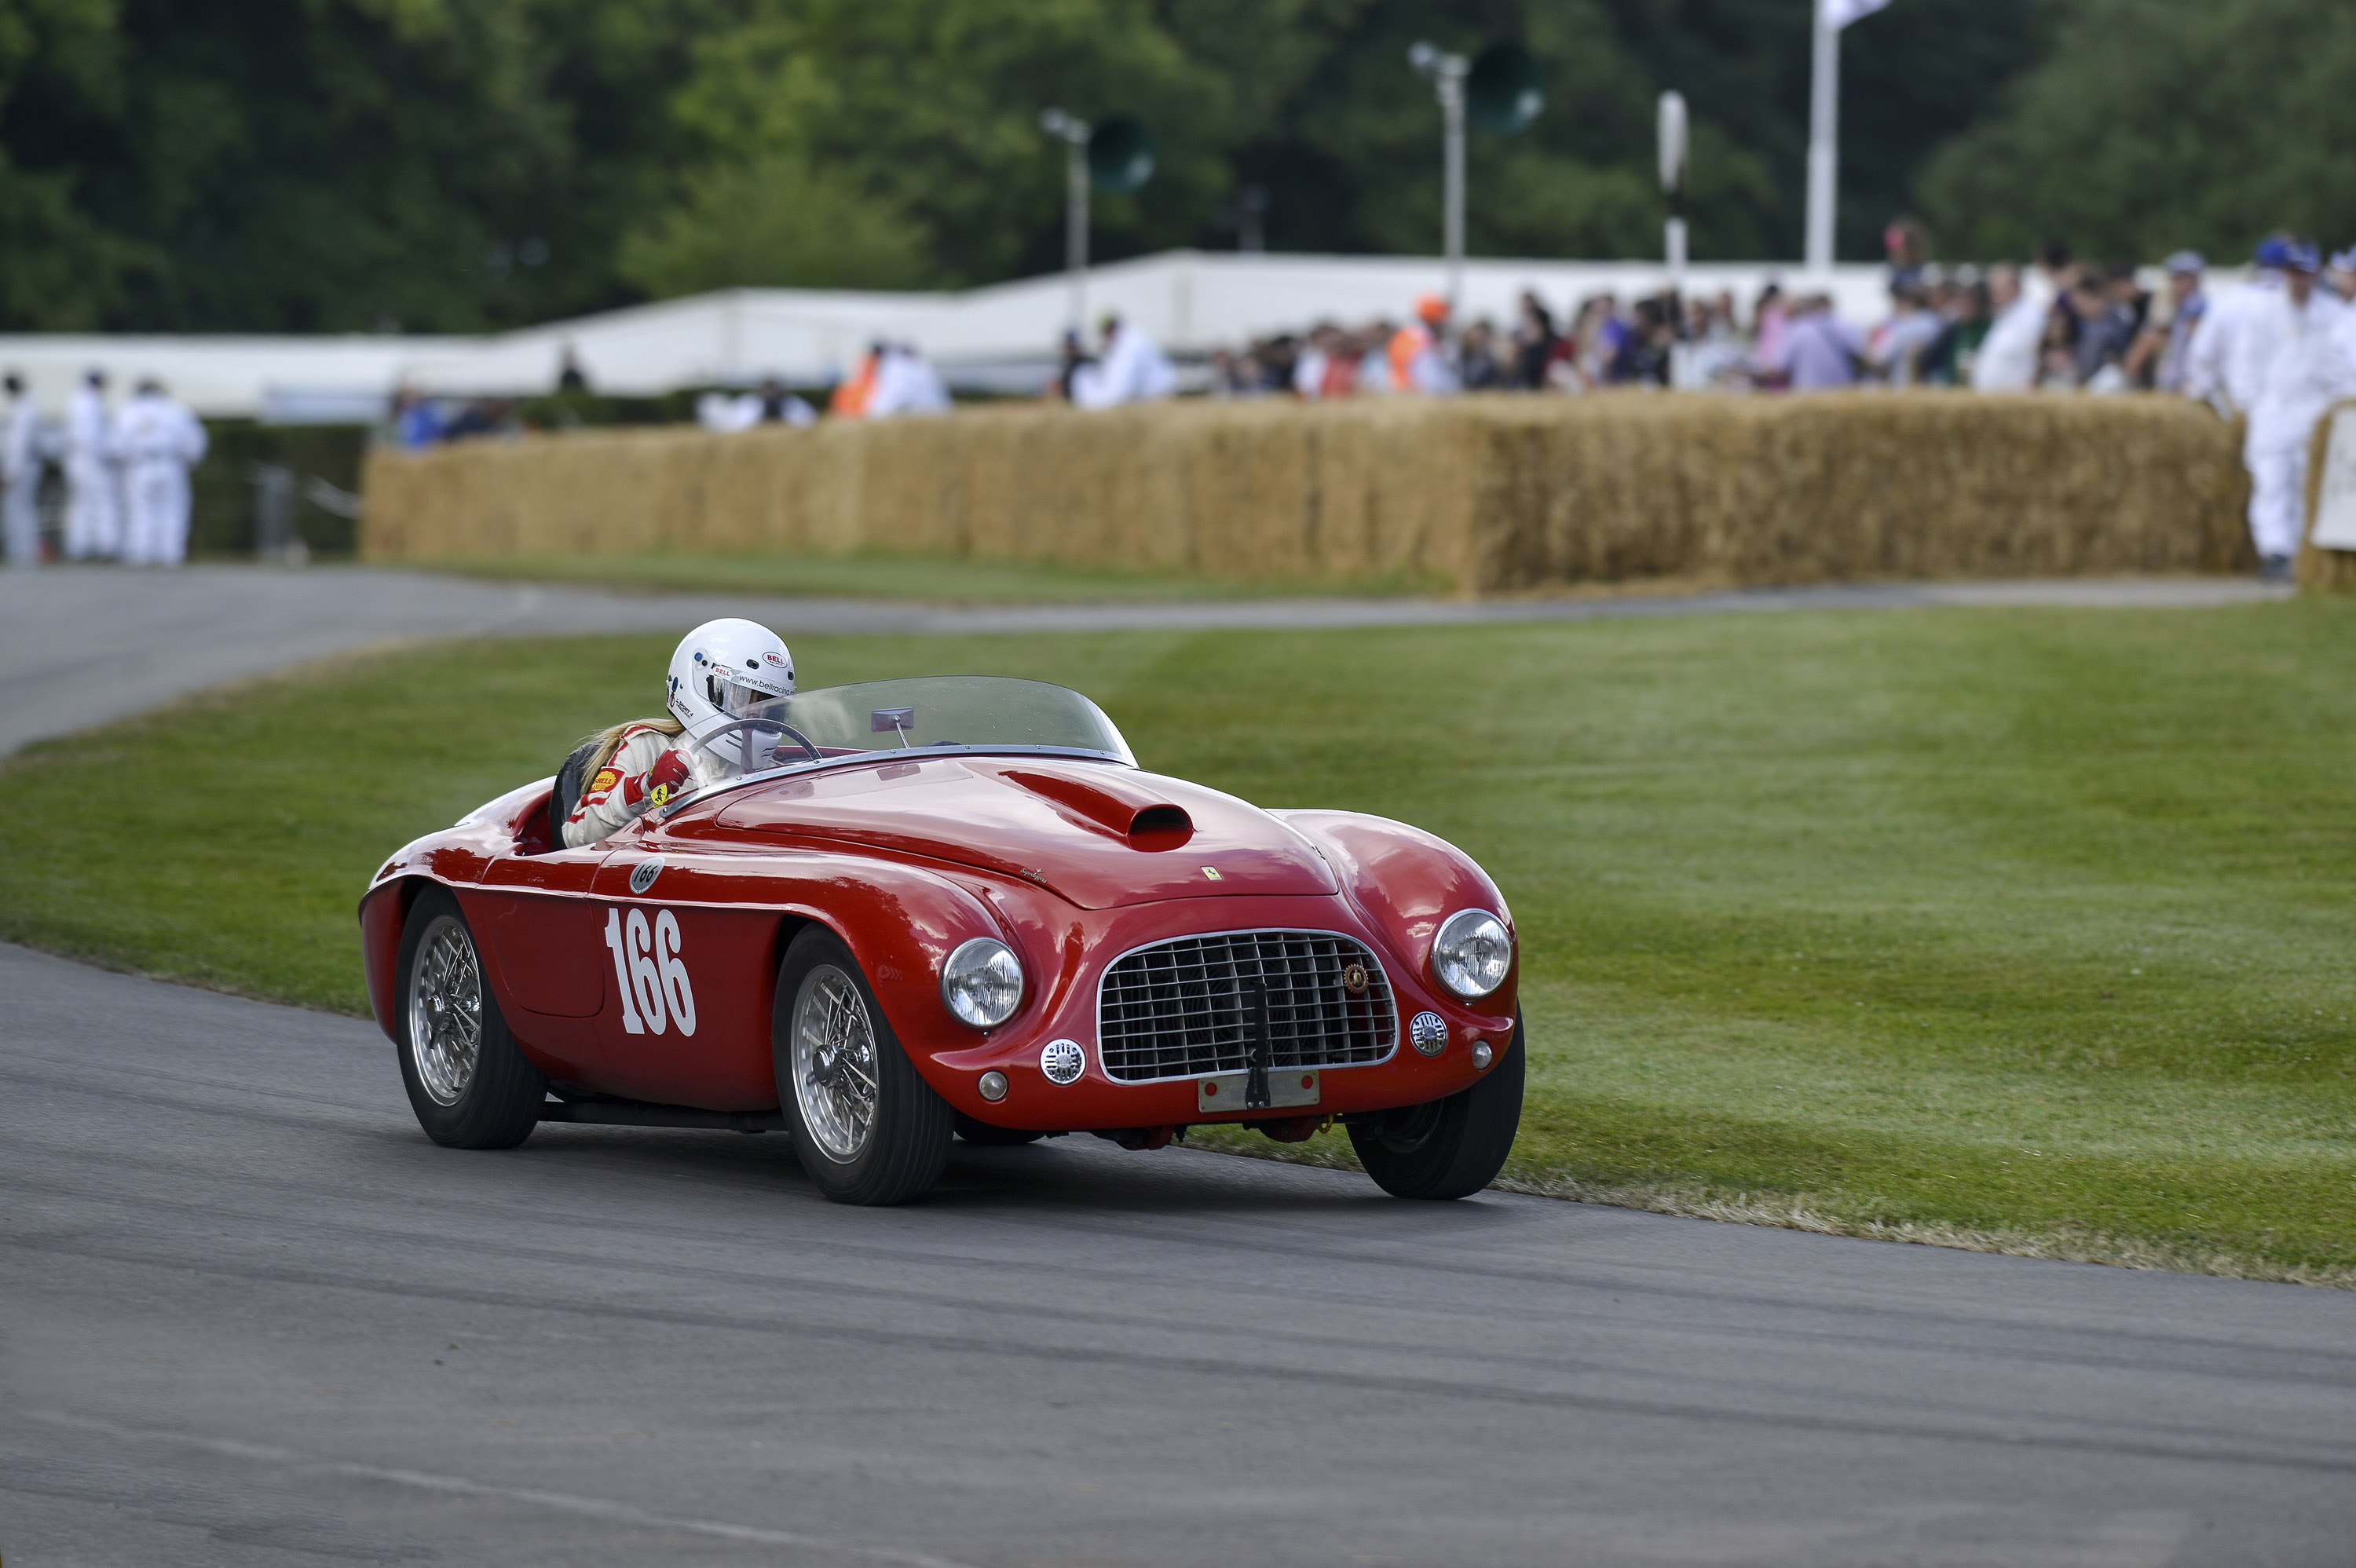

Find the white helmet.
xmin=665 ymin=619 xmax=796 ymax=749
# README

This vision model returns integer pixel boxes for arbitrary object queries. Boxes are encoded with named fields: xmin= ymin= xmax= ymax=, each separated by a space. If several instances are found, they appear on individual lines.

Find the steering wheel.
xmin=695 ymin=718 xmax=825 ymax=770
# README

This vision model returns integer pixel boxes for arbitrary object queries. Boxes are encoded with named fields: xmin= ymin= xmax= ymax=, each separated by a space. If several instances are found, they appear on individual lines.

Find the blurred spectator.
xmin=1772 ymin=295 xmax=1864 ymax=391
xmin=1385 ymin=295 xmax=1459 ymax=395
xmin=65 ymin=369 xmax=122 ymax=557
xmin=2073 ymin=260 xmax=2146 ymax=391
xmin=2241 ymin=239 xmax=2346 ymax=581
xmin=1617 ymin=297 xmax=1675 ymax=386
xmin=1883 ymin=215 xmax=1933 ymax=283
xmin=2328 ymin=248 xmax=2356 ymax=305
xmin=1073 ymin=313 xmax=1176 ymax=408
xmin=868 ymin=344 xmax=951 ymax=417
xmin=1458 ymin=320 xmax=1505 ymax=389
xmin=700 ymin=379 xmax=818 ymax=430
xmin=4 ymin=372 xmax=42 ymax=567
xmin=1291 ymin=324 xmax=1330 ymax=400
xmin=389 ymin=385 xmax=445 ymax=450
xmin=1052 ymin=331 xmax=1090 ymax=403
xmin=2186 ymin=236 xmax=2288 ymax=416
xmin=444 ymin=398 xmax=518 ymax=440
xmin=1684 ymin=294 xmax=1748 ymax=387
xmin=1972 ymin=263 xmax=2046 ymax=392
xmin=115 ymin=378 xmax=207 ymax=568
xmin=697 ymin=389 xmax=762 ymax=433
xmin=1871 ymin=281 xmax=1942 ymax=386
xmin=556 ymin=345 xmax=590 ymax=393
xmin=2036 ymin=291 xmax=2080 ymax=389
xmin=1917 ymin=272 xmax=1990 ymax=386
xmin=1511 ymin=292 xmax=1558 ymax=390
xmin=831 ymin=343 xmax=881 ymax=418
xmin=2132 ymin=251 xmax=2206 ymax=393
xmin=1751 ymin=283 xmax=1791 ymax=384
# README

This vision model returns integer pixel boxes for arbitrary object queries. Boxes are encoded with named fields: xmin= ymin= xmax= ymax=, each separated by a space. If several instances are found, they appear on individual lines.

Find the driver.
xmin=562 ymin=618 xmax=796 ymax=847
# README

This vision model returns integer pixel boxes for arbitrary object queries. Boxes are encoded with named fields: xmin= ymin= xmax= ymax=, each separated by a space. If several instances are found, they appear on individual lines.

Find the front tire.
xmin=773 ymin=927 xmax=953 ymax=1204
xmin=1348 ymin=1012 xmax=1524 ymax=1200
xmin=395 ymin=888 xmax=546 ymax=1150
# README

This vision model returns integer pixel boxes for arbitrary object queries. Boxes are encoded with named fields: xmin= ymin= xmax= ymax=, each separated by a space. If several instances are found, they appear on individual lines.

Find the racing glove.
xmin=640 ymin=748 xmax=693 ymax=809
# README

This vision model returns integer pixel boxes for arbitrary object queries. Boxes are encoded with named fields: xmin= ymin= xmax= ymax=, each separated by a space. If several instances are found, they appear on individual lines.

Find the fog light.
xmin=1409 ymin=1011 xmax=1447 ymax=1056
xmin=978 ymin=1070 xmax=1009 ymax=1102
xmin=1472 ymin=1042 xmax=1494 ymax=1071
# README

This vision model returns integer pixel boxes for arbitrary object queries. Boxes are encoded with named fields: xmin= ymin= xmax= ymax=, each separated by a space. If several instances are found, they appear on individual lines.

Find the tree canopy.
xmin=0 ymin=0 xmax=2321 ymax=333
xmin=1919 ymin=0 xmax=2356 ymax=268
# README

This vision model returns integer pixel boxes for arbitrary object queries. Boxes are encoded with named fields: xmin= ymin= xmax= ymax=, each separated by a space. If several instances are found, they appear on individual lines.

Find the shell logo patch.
xmin=591 ymin=768 xmax=620 ymax=793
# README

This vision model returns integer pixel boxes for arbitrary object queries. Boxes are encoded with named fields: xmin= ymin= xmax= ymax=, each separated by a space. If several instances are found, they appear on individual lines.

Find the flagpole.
xmin=1804 ymin=5 xmax=1838 ymax=275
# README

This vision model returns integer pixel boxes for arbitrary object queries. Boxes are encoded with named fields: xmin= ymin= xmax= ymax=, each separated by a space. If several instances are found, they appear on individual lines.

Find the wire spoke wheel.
xmin=793 ymin=964 xmax=880 ymax=1162
xmin=393 ymin=889 xmax=544 ymax=1150
xmin=407 ymin=916 xmax=484 ymax=1106
xmin=771 ymin=928 xmax=953 ymax=1204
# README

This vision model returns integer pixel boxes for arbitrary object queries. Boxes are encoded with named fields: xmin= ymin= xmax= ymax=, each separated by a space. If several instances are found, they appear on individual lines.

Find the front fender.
xmin=1270 ymin=809 xmax=1518 ymax=1020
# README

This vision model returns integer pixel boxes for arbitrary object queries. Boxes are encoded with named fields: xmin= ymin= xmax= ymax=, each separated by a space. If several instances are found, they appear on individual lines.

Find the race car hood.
xmin=701 ymin=756 xmax=1337 ymax=909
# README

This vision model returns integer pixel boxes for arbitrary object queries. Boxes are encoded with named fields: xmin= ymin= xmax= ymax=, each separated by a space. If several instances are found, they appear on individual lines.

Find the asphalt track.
xmin=4 ymin=565 xmax=2351 ymax=1566
xmin=7 ymin=943 xmax=2356 ymax=1567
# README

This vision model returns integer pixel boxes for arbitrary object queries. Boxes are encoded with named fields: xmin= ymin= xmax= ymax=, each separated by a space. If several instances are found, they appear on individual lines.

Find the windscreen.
xmin=682 ymin=675 xmax=1135 ymax=787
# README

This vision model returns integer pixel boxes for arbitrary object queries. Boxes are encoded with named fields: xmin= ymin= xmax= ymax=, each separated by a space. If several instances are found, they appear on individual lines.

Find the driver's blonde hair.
xmin=583 ymin=715 xmax=684 ymax=774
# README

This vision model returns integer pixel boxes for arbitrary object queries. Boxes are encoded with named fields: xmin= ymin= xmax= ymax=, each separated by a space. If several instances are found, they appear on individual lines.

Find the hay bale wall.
xmin=362 ymin=393 xmax=2252 ymax=593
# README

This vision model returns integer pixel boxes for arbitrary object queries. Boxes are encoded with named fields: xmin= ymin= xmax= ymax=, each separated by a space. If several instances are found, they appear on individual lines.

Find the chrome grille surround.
xmin=1096 ymin=929 xmax=1399 ymax=1084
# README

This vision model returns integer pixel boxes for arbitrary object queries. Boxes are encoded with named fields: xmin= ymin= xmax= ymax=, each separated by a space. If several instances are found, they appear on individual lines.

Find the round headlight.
xmin=1432 ymin=909 xmax=1512 ymax=1000
xmin=941 ymin=938 xmax=1024 ymax=1029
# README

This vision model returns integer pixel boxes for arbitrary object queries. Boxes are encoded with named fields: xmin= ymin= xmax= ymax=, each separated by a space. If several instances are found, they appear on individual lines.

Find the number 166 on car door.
xmin=602 ymin=907 xmax=697 ymax=1036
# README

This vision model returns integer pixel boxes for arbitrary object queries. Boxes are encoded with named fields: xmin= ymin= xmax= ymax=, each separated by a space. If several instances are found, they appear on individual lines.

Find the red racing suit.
xmin=562 ymin=725 xmax=707 ymax=848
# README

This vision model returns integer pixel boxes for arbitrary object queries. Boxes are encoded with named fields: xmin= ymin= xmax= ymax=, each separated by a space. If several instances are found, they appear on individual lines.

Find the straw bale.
xmin=361 ymin=393 xmax=2251 ymax=594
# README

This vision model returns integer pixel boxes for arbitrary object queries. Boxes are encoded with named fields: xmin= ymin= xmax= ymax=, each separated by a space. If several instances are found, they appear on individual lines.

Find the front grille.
xmin=1096 ymin=930 xmax=1399 ymax=1084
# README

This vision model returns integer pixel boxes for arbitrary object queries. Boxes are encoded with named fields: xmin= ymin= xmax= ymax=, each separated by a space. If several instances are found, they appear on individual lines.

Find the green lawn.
xmin=5 ymin=605 xmax=2354 ymax=1283
xmin=421 ymin=548 xmax=1449 ymax=604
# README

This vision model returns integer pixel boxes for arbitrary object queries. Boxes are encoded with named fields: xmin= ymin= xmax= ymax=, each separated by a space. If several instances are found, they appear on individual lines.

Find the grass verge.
xmin=4 ymin=605 xmax=2354 ymax=1283
xmin=415 ymin=549 xmax=1450 ymax=604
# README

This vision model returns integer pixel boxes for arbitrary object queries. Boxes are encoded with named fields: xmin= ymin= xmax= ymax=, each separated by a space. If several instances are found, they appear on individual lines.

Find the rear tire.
xmin=1348 ymin=1012 xmax=1524 ymax=1200
xmin=395 ymin=888 xmax=546 ymax=1150
xmin=773 ymin=927 xmax=953 ymax=1204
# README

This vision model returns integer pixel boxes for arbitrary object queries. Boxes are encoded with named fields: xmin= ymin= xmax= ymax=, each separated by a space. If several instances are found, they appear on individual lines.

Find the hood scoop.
xmin=996 ymin=769 xmax=1194 ymax=850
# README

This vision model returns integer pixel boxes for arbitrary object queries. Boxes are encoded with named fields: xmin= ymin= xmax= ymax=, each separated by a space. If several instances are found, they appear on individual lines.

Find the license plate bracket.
xmin=1198 ymin=1069 xmax=1319 ymax=1114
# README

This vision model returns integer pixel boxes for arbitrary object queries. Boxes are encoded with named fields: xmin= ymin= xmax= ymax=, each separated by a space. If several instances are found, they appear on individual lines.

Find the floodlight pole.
xmin=1659 ymin=90 xmax=1688 ymax=287
xmin=1041 ymin=108 xmax=1092 ymax=334
xmin=1804 ymin=13 xmax=1838 ymax=275
xmin=1410 ymin=42 xmax=1469 ymax=320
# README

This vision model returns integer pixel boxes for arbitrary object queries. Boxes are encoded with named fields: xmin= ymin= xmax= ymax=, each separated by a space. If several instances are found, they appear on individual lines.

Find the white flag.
xmin=1820 ymin=0 xmax=1892 ymax=27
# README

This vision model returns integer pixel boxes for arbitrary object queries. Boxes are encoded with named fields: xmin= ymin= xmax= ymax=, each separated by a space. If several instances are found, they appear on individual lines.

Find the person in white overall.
xmin=2 ymin=373 xmax=43 ymax=568
xmin=63 ymin=369 xmax=121 ymax=561
xmin=114 ymin=379 xmax=209 ymax=567
xmin=2240 ymin=240 xmax=2354 ymax=582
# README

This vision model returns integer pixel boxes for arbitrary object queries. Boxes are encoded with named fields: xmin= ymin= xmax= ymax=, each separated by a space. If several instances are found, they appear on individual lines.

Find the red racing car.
xmin=359 ymin=676 xmax=1522 ymax=1204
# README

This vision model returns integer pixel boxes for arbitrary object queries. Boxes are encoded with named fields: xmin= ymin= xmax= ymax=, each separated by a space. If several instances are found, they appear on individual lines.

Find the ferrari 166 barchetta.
xmin=359 ymin=671 xmax=1523 ymax=1205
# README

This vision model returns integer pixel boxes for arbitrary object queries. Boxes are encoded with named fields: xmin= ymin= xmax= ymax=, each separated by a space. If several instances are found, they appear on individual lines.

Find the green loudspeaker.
xmin=1087 ymin=117 xmax=1155 ymax=193
xmin=1465 ymin=43 xmax=1543 ymax=134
